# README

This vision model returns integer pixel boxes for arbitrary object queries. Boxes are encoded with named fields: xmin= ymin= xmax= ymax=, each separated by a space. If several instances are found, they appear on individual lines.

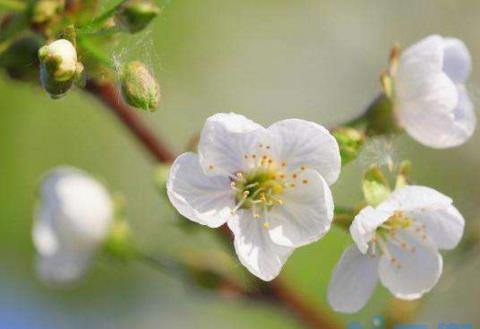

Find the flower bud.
xmin=121 ymin=61 xmax=160 ymax=111
xmin=31 ymin=0 xmax=65 ymax=24
xmin=38 ymin=39 xmax=82 ymax=98
xmin=332 ymin=127 xmax=365 ymax=165
xmin=115 ymin=0 xmax=161 ymax=33
xmin=0 ymin=36 xmax=41 ymax=81
xmin=362 ymin=166 xmax=391 ymax=207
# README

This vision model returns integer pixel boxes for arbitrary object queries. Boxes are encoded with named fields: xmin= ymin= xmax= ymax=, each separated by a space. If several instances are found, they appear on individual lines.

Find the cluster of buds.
xmin=38 ymin=39 xmax=84 ymax=98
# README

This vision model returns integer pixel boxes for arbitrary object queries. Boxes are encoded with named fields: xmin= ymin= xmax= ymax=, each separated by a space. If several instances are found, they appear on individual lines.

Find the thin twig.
xmin=85 ymin=79 xmax=176 ymax=163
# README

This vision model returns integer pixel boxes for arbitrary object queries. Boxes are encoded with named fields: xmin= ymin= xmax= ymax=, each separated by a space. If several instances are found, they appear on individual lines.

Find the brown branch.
xmin=84 ymin=78 xmax=341 ymax=329
xmin=85 ymin=79 xmax=176 ymax=163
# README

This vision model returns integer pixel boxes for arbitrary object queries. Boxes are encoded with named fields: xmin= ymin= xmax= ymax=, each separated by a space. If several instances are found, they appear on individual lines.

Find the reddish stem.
xmin=85 ymin=79 xmax=341 ymax=329
xmin=85 ymin=80 xmax=176 ymax=163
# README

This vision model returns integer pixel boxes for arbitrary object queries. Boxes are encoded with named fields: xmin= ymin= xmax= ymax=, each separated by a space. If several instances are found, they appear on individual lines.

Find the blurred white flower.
xmin=328 ymin=185 xmax=464 ymax=313
xmin=393 ymin=35 xmax=476 ymax=148
xmin=33 ymin=167 xmax=114 ymax=285
xmin=167 ymin=113 xmax=341 ymax=281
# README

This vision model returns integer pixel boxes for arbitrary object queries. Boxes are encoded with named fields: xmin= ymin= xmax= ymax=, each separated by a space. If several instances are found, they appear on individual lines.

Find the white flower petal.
xmin=36 ymin=247 xmax=94 ymax=286
xmin=228 ymin=213 xmax=294 ymax=281
xmin=268 ymin=170 xmax=334 ymax=247
xmin=33 ymin=167 xmax=114 ymax=285
xmin=378 ymin=231 xmax=443 ymax=299
xmin=327 ymin=245 xmax=379 ymax=313
xmin=198 ymin=113 xmax=269 ymax=176
xmin=350 ymin=206 xmax=394 ymax=254
xmin=380 ymin=185 xmax=452 ymax=212
xmin=397 ymin=35 xmax=444 ymax=84
xmin=167 ymin=152 xmax=236 ymax=228
xmin=442 ymin=37 xmax=471 ymax=84
xmin=32 ymin=206 xmax=59 ymax=256
xmin=448 ymin=86 xmax=476 ymax=146
xmin=267 ymin=119 xmax=341 ymax=185
xmin=395 ymin=72 xmax=459 ymax=148
xmin=395 ymin=35 xmax=475 ymax=149
xmin=409 ymin=205 xmax=465 ymax=250
xmin=38 ymin=167 xmax=113 ymax=248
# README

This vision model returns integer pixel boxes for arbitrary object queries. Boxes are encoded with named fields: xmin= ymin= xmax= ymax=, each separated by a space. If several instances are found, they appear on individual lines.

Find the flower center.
xmin=231 ymin=168 xmax=285 ymax=213
xmin=368 ymin=211 xmax=428 ymax=269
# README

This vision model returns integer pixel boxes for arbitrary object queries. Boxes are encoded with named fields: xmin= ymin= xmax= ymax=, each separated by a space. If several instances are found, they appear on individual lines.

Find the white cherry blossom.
xmin=328 ymin=185 xmax=464 ymax=313
xmin=167 ymin=113 xmax=341 ymax=281
xmin=393 ymin=35 xmax=475 ymax=148
xmin=33 ymin=167 xmax=114 ymax=285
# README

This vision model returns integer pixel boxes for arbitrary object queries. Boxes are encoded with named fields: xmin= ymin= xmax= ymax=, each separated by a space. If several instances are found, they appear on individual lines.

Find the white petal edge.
xmin=197 ymin=112 xmax=269 ymax=176
xmin=408 ymin=205 xmax=465 ymax=250
xmin=442 ymin=37 xmax=471 ymax=84
xmin=32 ymin=206 xmax=59 ymax=256
xmin=268 ymin=119 xmax=341 ymax=185
xmin=228 ymin=213 xmax=294 ymax=281
xmin=350 ymin=206 xmax=394 ymax=254
xmin=395 ymin=71 xmax=460 ymax=148
xmin=167 ymin=152 xmax=237 ymax=228
xmin=36 ymin=247 xmax=94 ymax=286
xmin=379 ymin=185 xmax=452 ymax=212
xmin=378 ymin=231 xmax=443 ymax=299
xmin=327 ymin=245 xmax=379 ymax=313
xmin=268 ymin=169 xmax=334 ymax=247
xmin=397 ymin=35 xmax=444 ymax=86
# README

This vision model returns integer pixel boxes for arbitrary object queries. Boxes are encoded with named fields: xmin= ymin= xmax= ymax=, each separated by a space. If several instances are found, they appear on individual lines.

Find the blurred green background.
xmin=1 ymin=0 xmax=479 ymax=328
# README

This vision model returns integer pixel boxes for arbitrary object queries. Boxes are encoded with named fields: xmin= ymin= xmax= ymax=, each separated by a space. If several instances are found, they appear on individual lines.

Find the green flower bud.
xmin=38 ymin=39 xmax=82 ymax=98
xmin=332 ymin=127 xmax=365 ymax=165
xmin=362 ymin=166 xmax=391 ymax=207
xmin=121 ymin=61 xmax=160 ymax=111
xmin=31 ymin=0 xmax=65 ymax=24
xmin=115 ymin=0 xmax=161 ymax=33
xmin=395 ymin=160 xmax=411 ymax=189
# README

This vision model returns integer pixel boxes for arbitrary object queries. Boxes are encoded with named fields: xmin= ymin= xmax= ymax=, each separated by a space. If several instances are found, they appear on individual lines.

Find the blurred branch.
xmin=86 ymin=77 xmax=341 ymax=329
xmin=85 ymin=79 xmax=176 ymax=163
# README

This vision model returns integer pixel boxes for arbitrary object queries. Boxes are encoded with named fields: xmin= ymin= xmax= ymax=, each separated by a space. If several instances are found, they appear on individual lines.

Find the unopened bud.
xmin=0 ymin=36 xmax=41 ymax=81
xmin=38 ymin=39 xmax=82 ymax=98
xmin=332 ymin=127 xmax=366 ymax=165
xmin=362 ymin=166 xmax=391 ymax=207
xmin=115 ymin=0 xmax=161 ymax=33
xmin=31 ymin=0 xmax=65 ymax=24
xmin=121 ymin=61 xmax=160 ymax=111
